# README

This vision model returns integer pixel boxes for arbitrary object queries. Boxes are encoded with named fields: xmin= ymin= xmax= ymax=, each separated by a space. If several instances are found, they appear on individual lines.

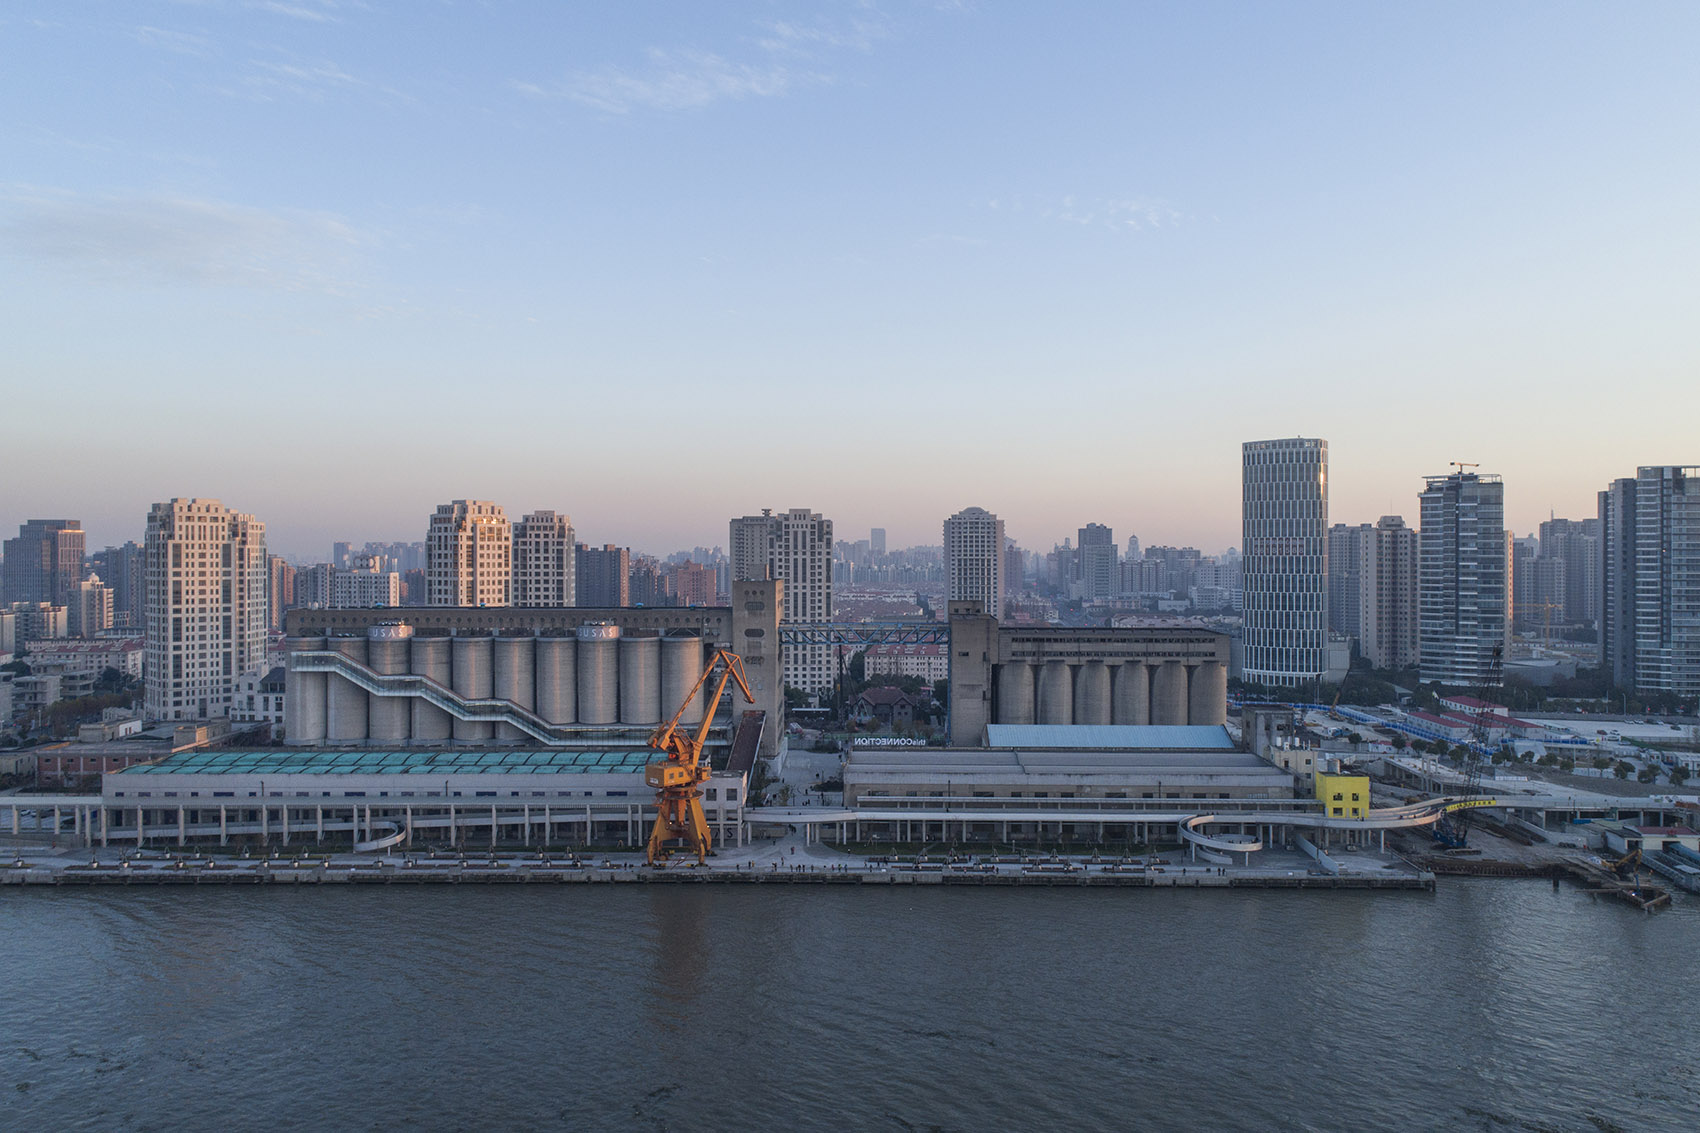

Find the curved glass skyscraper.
xmin=1241 ymin=437 xmax=1328 ymax=687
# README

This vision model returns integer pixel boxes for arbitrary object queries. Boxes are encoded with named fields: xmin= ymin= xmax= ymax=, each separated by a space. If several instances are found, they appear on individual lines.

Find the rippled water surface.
xmin=3 ymin=883 xmax=1697 ymax=1131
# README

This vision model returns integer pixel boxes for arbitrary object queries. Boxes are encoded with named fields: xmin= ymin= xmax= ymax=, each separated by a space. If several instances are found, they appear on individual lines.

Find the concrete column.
xmin=178 ymin=807 xmax=186 ymax=846
xmin=219 ymin=806 xmax=226 ymax=845
xmin=1037 ymin=660 xmax=1074 ymax=725
xmin=366 ymin=631 xmax=413 ymax=743
xmin=1186 ymin=661 xmax=1227 ymax=726
xmin=281 ymin=804 xmax=289 ymax=845
xmin=493 ymin=635 xmax=536 ymax=742
xmin=1151 ymin=661 xmax=1188 ymax=725
xmin=325 ymin=637 xmax=370 ymax=742
xmin=995 ymin=663 xmax=1035 ymax=725
xmin=136 ymin=807 xmax=144 ymax=847
xmin=315 ymin=806 xmax=323 ymax=842
xmin=409 ymin=636 xmax=454 ymax=740
xmin=524 ymin=804 xmax=531 ymax=847
xmin=490 ymin=804 xmax=498 ymax=848
xmin=284 ymin=636 xmax=328 ymax=745
xmin=452 ymin=636 xmax=495 ymax=742
xmin=1073 ymin=661 xmax=1112 ymax=726
xmin=1113 ymin=662 xmax=1150 ymax=726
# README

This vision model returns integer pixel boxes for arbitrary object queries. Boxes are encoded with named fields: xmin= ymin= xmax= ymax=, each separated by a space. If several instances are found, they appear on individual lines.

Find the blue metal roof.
xmin=120 ymin=749 xmax=662 ymax=775
xmin=983 ymin=725 xmax=1236 ymax=750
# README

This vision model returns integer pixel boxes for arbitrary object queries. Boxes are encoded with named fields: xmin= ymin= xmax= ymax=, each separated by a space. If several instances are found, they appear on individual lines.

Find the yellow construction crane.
xmin=644 ymin=649 xmax=755 ymax=866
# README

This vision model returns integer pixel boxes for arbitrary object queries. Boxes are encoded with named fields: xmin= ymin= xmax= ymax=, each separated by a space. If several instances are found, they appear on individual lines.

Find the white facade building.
xmin=513 ymin=510 xmax=576 ymax=607
xmin=944 ymin=507 xmax=1006 ymax=616
xmin=426 ymin=500 xmax=511 ymax=607
xmin=730 ymin=508 xmax=834 ymax=695
xmin=331 ymin=556 xmax=402 ymax=608
xmin=144 ymin=498 xmax=269 ymax=722
xmin=1419 ymin=472 xmax=1510 ymax=687
xmin=1241 ymin=438 xmax=1329 ymax=686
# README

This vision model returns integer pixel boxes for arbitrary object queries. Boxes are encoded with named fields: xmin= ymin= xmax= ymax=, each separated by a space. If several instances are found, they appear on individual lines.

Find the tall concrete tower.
xmin=144 ymin=498 xmax=268 ymax=722
xmin=944 ymin=506 xmax=1006 ymax=616
xmin=1418 ymin=470 xmax=1509 ymax=687
xmin=426 ymin=500 xmax=511 ymax=607
xmin=1241 ymin=438 xmax=1329 ymax=687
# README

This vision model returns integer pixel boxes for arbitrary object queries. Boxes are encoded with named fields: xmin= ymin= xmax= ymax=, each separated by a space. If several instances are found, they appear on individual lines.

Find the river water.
xmin=3 ymin=882 xmax=1695 ymax=1131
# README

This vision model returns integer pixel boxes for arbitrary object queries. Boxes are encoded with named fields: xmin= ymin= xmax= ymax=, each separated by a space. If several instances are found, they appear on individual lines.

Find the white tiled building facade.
xmin=427 ymin=500 xmax=511 ymax=607
xmin=513 ymin=510 xmax=576 ymax=607
xmin=144 ymin=498 xmax=269 ymax=722
xmin=944 ymin=506 xmax=1005 ymax=615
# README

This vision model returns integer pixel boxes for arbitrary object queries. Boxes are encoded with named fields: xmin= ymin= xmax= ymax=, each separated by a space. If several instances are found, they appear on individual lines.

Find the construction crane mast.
xmin=1434 ymin=641 xmax=1505 ymax=848
xmin=644 ymin=649 xmax=755 ymax=866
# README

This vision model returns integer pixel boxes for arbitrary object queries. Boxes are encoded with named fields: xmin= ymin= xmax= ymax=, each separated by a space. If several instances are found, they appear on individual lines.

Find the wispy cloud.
xmin=132 ymin=25 xmax=217 ymax=57
xmin=222 ymin=52 xmax=409 ymax=104
xmin=0 ymin=189 xmax=371 ymax=293
xmin=515 ymin=48 xmax=807 ymax=114
xmin=249 ymin=0 xmax=343 ymax=23
xmin=983 ymin=194 xmax=1181 ymax=234
xmin=515 ymin=9 xmax=895 ymax=114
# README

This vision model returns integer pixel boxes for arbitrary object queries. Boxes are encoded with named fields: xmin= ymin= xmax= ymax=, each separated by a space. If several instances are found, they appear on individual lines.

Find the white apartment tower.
xmin=513 ymin=510 xmax=576 ymax=607
xmin=944 ymin=507 xmax=1006 ymax=615
xmin=427 ymin=500 xmax=511 ymax=607
xmin=1418 ymin=471 xmax=1510 ymax=687
xmin=729 ymin=508 xmax=834 ymax=694
xmin=1360 ymin=515 xmax=1419 ymax=671
xmin=1601 ymin=466 xmax=1700 ymax=698
xmin=144 ymin=498 xmax=268 ymax=722
xmin=1241 ymin=438 xmax=1329 ymax=686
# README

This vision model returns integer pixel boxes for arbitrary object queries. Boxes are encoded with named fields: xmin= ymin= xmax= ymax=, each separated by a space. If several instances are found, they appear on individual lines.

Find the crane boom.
xmin=644 ymin=649 xmax=755 ymax=865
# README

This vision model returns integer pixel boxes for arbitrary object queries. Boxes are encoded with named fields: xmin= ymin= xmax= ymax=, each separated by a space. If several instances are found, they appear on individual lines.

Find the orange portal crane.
xmin=644 ymin=649 xmax=755 ymax=865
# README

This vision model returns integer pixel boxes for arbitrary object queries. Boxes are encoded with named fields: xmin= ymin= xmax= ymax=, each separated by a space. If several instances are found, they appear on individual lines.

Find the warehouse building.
xmin=281 ymin=581 xmax=783 ymax=755
xmin=946 ymin=601 xmax=1230 ymax=744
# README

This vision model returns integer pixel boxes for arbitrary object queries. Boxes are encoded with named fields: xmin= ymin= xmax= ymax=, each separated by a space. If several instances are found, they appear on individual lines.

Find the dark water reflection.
xmin=3 ymin=883 xmax=1696 ymax=1131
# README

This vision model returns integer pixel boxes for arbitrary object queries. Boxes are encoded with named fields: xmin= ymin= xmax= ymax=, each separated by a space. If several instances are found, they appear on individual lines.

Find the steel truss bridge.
xmin=779 ymin=622 xmax=950 ymax=647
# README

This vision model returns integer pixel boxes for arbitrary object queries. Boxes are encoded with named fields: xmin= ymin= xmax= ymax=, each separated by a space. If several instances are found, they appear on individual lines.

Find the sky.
xmin=3 ymin=1 xmax=1697 ymax=560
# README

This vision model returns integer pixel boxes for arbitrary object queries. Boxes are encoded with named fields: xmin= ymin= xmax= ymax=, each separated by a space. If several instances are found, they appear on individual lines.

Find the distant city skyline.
xmin=0 ymin=440 xmax=1651 ymax=564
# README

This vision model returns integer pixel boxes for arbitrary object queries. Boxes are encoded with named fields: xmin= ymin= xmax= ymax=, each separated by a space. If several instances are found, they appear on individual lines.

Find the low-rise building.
xmin=232 ymin=667 xmax=286 ymax=728
xmin=852 ymin=686 xmax=921 ymax=726
xmin=20 ymin=637 xmax=144 ymax=680
xmin=861 ymin=642 xmax=949 ymax=683
xmin=1314 ymin=764 xmax=1370 ymax=820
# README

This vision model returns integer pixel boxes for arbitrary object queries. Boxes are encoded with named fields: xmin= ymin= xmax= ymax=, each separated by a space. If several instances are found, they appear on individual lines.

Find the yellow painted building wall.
xmin=1315 ymin=771 xmax=1369 ymax=819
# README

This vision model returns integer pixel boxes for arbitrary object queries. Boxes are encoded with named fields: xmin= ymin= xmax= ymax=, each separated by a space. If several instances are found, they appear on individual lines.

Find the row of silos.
xmin=992 ymin=660 xmax=1227 ymax=727
xmin=285 ymin=624 xmax=706 ymax=744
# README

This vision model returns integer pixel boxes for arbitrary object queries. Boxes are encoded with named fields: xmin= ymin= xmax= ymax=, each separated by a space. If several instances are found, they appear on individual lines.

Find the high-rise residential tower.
xmin=1360 ymin=516 xmax=1419 ymax=670
xmin=90 ymin=541 xmax=145 ymax=629
xmin=512 ymin=510 xmax=576 ymax=607
xmin=574 ymin=544 xmax=630 ymax=607
xmin=1241 ymin=438 xmax=1329 ymax=686
xmin=68 ymin=576 xmax=114 ymax=638
xmin=1326 ymin=522 xmax=1370 ymax=643
xmin=730 ymin=509 xmax=834 ymax=694
xmin=1078 ymin=523 xmax=1118 ymax=600
xmin=1601 ymin=466 xmax=1700 ymax=698
xmin=144 ymin=498 xmax=268 ymax=722
xmin=2 ymin=520 xmax=85 ymax=607
xmin=944 ymin=507 xmax=1006 ymax=616
xmin=426 ymin=500 xmax=511 ymax=607
xmin=1418 ymin=471 xmax=1510 ymax=687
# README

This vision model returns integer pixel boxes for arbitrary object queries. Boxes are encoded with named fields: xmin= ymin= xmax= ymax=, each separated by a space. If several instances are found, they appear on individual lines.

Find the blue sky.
xmin=3 ymin=1 xmax=1697 ymax=559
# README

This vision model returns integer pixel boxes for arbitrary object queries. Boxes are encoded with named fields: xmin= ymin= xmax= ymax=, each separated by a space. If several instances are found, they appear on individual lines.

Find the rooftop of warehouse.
xmin=982 ymin=724 xmax=1236 ymax=750
xmin=118 ymin=749 xmax=679 ymax=776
